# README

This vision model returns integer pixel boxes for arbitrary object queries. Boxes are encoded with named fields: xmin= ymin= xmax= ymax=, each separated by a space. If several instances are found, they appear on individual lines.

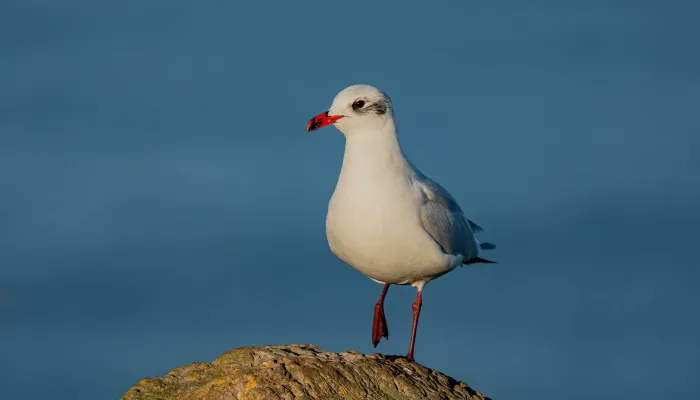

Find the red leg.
xmin=372 ymin=284 xmax=390 ymax=347
xmin=406 ymin=289 xmax=423 ymax=361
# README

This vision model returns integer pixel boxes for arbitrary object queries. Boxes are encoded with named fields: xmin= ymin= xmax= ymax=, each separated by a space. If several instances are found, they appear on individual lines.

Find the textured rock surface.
xmin=121 ymin=344 xmax=490 ymax=400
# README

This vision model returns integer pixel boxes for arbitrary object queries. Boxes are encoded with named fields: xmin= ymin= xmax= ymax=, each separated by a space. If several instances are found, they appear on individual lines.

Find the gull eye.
xmin=352 ymin=99 xmax=366 ymax=109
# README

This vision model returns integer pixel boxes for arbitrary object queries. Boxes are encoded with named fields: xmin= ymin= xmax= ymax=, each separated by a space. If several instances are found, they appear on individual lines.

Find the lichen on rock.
xmin=121 ymin=344 xmax=490 ymax=400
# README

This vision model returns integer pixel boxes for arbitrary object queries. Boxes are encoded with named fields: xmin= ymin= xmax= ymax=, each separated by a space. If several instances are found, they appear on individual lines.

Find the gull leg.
xmin=372 ymin=284 xmax=390 ymax=347
xmin=406 ymin=289 xmax=423 ymax=361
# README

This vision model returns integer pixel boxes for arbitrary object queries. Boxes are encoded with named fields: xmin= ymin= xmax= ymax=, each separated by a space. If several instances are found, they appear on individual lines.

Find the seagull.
xmin=306 ymin=84 xmax=496 ymax=361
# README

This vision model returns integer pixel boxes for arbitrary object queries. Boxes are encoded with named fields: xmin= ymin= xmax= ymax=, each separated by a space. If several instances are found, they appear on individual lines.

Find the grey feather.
xmin=468 ymin=219 xmax=485 ymax=233
xmin=479 ymin=242 xmax=496 ymax=250
xmin=416 ymin=174 xmax=480 ymax=260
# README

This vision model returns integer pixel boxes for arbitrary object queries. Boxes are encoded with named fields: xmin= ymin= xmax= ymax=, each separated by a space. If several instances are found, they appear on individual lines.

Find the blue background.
xmin=1 ymin=1 xmax=699 ymax=399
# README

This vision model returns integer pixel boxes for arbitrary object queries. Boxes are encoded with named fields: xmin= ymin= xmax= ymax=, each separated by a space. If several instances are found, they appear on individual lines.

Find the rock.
xmin=121 ymin=344 xmax=490 ymax=400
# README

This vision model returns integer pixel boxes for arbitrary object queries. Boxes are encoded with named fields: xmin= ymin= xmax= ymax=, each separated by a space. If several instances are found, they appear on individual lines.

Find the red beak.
xmin=306 ymin=112 xmax=344 ymax=132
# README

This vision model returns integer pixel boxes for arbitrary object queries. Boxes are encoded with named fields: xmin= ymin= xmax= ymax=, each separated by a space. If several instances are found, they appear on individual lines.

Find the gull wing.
xmin=416 ymin=175 xmax=481 ymax=260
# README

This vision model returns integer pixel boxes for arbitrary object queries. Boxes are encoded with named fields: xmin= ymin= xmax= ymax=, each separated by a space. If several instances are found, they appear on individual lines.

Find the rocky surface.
xmin=121 ymin=344 xmax=490 ymax=400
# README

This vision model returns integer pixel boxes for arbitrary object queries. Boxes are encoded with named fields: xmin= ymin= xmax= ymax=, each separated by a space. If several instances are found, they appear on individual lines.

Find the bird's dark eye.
xmin=353 ymin=99 xmax=366 ymax=109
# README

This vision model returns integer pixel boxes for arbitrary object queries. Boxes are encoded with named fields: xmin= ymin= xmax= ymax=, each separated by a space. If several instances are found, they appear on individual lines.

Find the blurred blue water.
xmin=1 ymin=1 xmax=699 ymax=399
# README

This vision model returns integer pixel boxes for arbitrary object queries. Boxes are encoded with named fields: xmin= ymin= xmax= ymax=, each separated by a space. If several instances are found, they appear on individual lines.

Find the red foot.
xmin=372 ymin=303 xmax=389 ymax=347
xmin=372 ymin=284 xmax=390 ymax=347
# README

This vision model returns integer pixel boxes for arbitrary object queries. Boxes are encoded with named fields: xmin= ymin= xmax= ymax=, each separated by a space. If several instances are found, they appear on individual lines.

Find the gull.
xmin=306 ymin=84 xmax=496 ymax=361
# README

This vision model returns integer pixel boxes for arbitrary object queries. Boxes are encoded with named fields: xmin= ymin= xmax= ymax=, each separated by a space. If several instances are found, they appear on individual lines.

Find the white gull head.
xmin=306 ymin=85 xmax=395 ymax=137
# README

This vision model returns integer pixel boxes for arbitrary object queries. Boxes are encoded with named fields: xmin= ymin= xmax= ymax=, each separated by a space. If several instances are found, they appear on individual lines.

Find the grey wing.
xmin=417 ymin=177 xmax=480 ymax=260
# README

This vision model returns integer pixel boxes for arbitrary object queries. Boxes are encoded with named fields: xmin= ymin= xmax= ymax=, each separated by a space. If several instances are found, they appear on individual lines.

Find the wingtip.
xmin=479 ymin=242 xmax=496 ymax=250
xmin=463 ymin=256 xmax=497 ymax=265
xmin=468 ymin=220 xmax=485 ymax=233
